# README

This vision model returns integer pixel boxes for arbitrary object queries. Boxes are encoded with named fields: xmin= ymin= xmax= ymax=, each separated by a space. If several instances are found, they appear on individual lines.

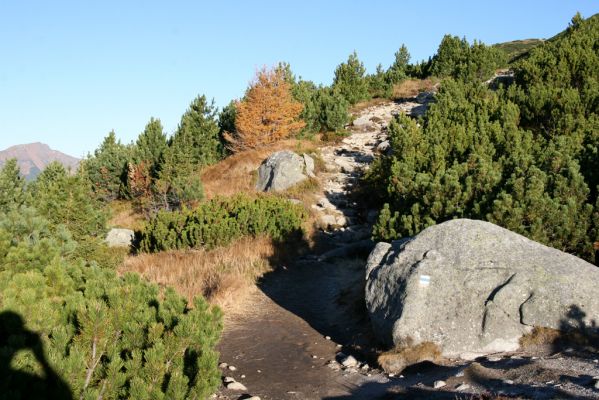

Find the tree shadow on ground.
xmin=0 ymin=311 xmax=73 ymax=400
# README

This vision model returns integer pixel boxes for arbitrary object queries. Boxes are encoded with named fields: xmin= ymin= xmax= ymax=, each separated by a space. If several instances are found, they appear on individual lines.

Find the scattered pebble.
xmin=218 ymin=362 xmax=228 ymax=368
xmin=339 ymin=354 xmax=358 ymax=368
xmin=336 ymin=344 xmax=342 ymax=348
xmin=257 ymin=369 xmax=261 ymax=373
xmin=433 ymin=380 xmax=446 ymax=389
xmin=388 ymin=373 xmax=395 ymax=377
xmin=228 ymin=365 xmax=237 ymax=371
xmin=223 ymin=376 xmax=236 ymax=384
xmin=225 ymin=381 xmax=247 ymax=391
xmin=456 ymin=383 xmax=470 ymax=391
xmin=241 ymin=374 xmax=246 ymax=379
xmin=312 ymin=355 xmax=318 ymax=359
xmin=325 ymin=336 xmax=331 ymax=340
xmin=504 ymin=379 xmax=514 ymax=385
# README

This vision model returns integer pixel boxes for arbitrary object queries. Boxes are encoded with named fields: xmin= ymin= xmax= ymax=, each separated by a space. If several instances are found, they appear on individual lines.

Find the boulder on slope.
xmin=255 ymin=151 xmax=314 ymax=192
xmin=365 ymin=219 xmax=599 ymax=360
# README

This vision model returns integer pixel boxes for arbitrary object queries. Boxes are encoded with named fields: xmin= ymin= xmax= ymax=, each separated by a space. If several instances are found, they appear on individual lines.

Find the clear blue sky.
xmin=0 ymin=1 xmax=596 ymax=157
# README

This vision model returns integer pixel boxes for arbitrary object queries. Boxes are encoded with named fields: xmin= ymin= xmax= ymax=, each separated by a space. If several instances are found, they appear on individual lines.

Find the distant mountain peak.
xmin=0 ymin=142 xmax=80 ymax=180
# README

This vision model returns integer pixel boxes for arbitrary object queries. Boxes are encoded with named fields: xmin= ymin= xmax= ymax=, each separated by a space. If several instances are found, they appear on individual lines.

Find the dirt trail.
xmin=215 ymin=100 xmax=411 ymax=400
xmin=215 ymin=96 xmax=599 ymax=400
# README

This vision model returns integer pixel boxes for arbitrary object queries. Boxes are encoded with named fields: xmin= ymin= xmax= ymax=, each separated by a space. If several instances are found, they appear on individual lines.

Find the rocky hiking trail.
xmin=215 ymin=97 xmax=599 ymax=400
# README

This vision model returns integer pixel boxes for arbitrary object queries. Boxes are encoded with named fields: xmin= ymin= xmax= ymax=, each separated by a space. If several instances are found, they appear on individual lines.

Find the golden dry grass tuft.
xmin=519 ymin=326 xmax=562 ymax=349
xmin=392 ymin=78 xmax=439 ymax=99
xmin=377 ymin=341 xmax=442 ymax=374
xmin=119 ymin=236 xmax=277 ymax=310
xmin=201 ymin=138 xmax=319 ymax=199
xmin=107 ymin=200 xmax=146 ymax=231
xmin=349 ymin=97 xmax=389 ymax=115
xmin=520 ymin=325 xmax=599 ymax=351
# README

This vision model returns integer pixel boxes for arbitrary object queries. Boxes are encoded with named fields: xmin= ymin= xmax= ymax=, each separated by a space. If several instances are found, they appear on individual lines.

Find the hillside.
xmin=493 ymin=38 xmax=544 ymax=62
xmin=0 ymin=142 xmax=80 ymax=180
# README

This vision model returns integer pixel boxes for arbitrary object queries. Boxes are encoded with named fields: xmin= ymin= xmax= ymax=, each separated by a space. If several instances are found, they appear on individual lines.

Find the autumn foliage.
xmin=227 ymin=67 xmax=305 ymax=151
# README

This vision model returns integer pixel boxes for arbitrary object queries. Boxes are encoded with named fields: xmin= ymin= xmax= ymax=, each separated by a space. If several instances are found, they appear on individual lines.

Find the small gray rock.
xmin=376 ymin=140 xmax=390 ymax=152
xmin=433 ymin=380 xmax=446 ymax=389
xmin=456 ymin=383 xmax=470 ymax=391
xmin=225 ymin=381 xmax=247 ymax=391
xmin=340 ymin=354 xmax=358 ymax=368
xmin=303 ymin=153 xmax=316 ymax=178
xmin=105 ymin=228 xmax=134 ymax=247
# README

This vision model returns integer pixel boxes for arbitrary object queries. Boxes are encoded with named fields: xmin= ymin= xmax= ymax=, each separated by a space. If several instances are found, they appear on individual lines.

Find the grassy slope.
xmin=493 ymin=39 xmax=544 ymax=63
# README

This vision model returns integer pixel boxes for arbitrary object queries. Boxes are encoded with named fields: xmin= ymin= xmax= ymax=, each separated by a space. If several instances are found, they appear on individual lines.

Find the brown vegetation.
xmin=520 ymin=325 xmax=599 ymax=351
xmin=226 ymin=67 xmax=305 ymax=151
xmin=377 ymin=341 xmax=442 ymax=374
xmin=120 ymin=236 xmax=276 ymax=310
xmin=392 ymin=78 xmax=438 ymax=99
xmin=349 ymin=97 xmax=389 ymax=115
xmin=108 ymin=199 xmax=145 ymax=230
xmin=201 ymin=138 xmax=319 ymax=199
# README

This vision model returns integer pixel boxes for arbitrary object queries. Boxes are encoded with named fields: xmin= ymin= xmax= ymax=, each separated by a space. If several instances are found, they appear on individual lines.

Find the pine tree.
xmin=228 ymin=67 xmax=305 ymax=150
xmin=332 ymin=51 xmax=369 ymax=104
xmin=133 ymin=117 xmax=168 ymax=176
xmin=387 ymin=44 xmax=410 ymax=84
xmin=171 ymin=95 xmax=223 ymax=166
xmin=0 ymin=159 xmax=27 ymax=210
xmin=81 ymin=131 xmax=131 ymax=201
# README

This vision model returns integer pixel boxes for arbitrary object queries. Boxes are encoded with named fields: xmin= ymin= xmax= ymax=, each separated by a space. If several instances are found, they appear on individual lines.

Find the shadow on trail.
xmin=0 ymin=311 xmax=73 ymax=400
xmin=260 ymin=230 xmax=376 ymax=350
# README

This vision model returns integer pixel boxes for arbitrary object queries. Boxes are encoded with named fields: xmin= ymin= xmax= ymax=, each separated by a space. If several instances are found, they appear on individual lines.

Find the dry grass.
xmin=520 ymin=325 xmax=599 ymax=351
xmin=201 ymin=138 xmax=319 ymax=199
xmin=519 ymin=326 xmax=562 ymax=349
xmin=392 ymin=78 xmax=439 ymax=99
xmin=377 ymin=341 xmax=442 ymax=374
xmin=107 ymin=200 xmax=146 ymax=231
xmin=349 ymin=97 xmax=389 ymax=114
xmin=120 ymin=236 xmax=277 ymax=311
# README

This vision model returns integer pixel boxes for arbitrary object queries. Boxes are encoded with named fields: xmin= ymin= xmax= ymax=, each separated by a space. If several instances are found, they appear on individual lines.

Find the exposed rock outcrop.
xmin=255 ymin=151 xmax=314 ymax=192
xmin=365 ymin=219 xmax=599 ymax=361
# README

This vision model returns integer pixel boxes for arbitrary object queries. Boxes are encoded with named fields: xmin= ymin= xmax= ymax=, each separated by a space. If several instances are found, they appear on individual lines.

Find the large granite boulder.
xmin=256 ymin=151 xmax=315 ymax=192
xmin=365 ymin=219 xmax=599 ymax=360
xmin=105 ymin=228 xmax=134 ymax=248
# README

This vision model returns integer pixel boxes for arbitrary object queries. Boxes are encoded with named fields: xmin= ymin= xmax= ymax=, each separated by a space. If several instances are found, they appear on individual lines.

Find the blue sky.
xmin=0 ymin=1 xmax=597 ymax=157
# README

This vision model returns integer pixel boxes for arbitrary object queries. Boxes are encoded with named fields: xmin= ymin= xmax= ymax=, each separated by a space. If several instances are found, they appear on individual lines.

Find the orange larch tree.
xmin=226 ymin=66 xmax=305 ymax=151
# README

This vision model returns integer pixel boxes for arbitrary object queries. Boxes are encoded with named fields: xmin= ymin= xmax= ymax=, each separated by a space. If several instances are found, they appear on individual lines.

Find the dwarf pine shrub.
xmin=0 ymin=207 xmax=223 ymax=399
xmin=370 ymin=14 xmax=599 ymax=262
xmin=139 ymin=194 xmax=306 ymax=252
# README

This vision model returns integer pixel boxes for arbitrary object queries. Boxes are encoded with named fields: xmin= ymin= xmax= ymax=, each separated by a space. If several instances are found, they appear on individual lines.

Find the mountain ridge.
xmin=0 ymin=142 xmax=80 ymax=180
